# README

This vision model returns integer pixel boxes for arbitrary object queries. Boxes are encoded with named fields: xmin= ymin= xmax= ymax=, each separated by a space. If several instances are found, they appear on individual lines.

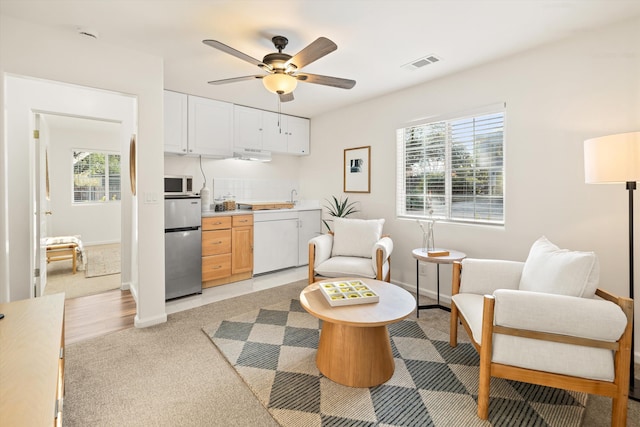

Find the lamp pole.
xmin=584 ymin=131 xmax=640 ymax=401
xmin=628 ymin=181 xmax=639 ymax=401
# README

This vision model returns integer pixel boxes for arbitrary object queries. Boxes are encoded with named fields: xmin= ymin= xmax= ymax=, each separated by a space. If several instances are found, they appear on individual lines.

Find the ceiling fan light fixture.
xmin=262 ymin=73 xmax=297 ymax=94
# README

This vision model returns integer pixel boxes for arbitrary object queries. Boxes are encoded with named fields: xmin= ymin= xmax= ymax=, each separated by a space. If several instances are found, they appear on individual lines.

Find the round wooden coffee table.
xmin=300 ymin=278 xmax=416 ymax=388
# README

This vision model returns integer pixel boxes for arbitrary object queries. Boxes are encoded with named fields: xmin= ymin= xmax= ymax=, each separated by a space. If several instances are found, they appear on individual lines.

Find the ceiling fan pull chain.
xmin=278 ymin=98 xmax=282 ymax=133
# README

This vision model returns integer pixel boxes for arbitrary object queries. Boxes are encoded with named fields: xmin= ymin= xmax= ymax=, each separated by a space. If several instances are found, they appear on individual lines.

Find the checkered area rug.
xmin=203 ymin=299 xmax=587 ymax=427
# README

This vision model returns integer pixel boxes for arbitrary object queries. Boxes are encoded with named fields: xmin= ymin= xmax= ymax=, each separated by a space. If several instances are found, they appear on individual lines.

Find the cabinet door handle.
xmin=213 ymin=241 xmax=222 ymax=245
xmin=213 ymin=265 xmax=222 ymax=270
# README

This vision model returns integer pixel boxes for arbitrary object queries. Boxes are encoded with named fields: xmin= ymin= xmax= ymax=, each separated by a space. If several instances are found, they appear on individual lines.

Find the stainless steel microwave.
xmin=164 ymin=175 xmax=193 ymax=196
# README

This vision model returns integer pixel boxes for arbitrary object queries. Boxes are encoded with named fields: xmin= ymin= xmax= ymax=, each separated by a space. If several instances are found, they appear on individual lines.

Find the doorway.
xmin=38 ymin=113 xmax=123 ymax=300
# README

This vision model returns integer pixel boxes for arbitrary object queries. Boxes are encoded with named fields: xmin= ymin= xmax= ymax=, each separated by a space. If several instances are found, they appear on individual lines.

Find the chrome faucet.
xmin=290 ymin=189 xmax=298 ymax=204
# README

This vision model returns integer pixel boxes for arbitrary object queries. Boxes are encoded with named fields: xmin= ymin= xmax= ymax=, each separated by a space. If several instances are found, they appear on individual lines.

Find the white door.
xmin=33 ymin=114 xmax=50 ymax=297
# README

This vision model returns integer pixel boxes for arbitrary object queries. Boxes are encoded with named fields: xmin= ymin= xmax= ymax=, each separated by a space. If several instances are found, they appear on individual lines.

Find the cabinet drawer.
xmin=202 ymin=254 xmax=231 ymax=281
xmin=202 ymin=230 xmax=231 ymax=256
xmin=203 ymin=216 xmax=232 ymax=230
xmin=232 ymin=214 xmax=253 ymax=227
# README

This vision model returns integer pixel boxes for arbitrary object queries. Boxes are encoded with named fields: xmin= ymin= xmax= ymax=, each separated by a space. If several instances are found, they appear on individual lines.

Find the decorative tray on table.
xmin=318 ymin=280 xmax=379 ymax=307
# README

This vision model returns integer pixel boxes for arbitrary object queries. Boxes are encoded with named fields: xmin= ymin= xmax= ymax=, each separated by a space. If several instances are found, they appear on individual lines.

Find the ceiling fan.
xmin=203 ymin=35 xmax=356 ymax=102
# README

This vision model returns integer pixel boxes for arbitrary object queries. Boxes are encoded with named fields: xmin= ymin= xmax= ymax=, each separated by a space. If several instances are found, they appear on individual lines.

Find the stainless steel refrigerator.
xmin=164 ymin=196 xmax=202 ymax=300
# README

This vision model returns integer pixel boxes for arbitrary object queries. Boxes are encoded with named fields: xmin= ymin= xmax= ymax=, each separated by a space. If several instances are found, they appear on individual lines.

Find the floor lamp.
xmin=584 ymin=131 xmax=640 ymax=401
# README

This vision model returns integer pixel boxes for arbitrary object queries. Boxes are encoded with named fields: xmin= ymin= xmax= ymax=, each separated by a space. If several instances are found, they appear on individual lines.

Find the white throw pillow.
xmin=331 ymin=218 xmax=384 ymax=258
xmin=519 ymin=236 xmax=599 ymax=298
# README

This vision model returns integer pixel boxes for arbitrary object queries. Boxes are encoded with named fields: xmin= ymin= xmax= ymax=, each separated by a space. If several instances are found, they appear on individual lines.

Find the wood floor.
xmin=64 ymin=289 xmax=136 ymax=345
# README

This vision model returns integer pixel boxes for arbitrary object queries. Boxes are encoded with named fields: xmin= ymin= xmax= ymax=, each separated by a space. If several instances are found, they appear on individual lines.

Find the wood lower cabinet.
xmin=0 ymin=293 xmax=65 ymax=426
xmin=202 ymin=214 xmax=253 ymax=287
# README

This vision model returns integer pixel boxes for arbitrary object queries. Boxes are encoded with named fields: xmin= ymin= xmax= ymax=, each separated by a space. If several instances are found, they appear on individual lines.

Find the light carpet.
xmin=204 ymin=299 xmax=587 ymax=427
xmin=85 ymin=244 xmax=121 ymax=278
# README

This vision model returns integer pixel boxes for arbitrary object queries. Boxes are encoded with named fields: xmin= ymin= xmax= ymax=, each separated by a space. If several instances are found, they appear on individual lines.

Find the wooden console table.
xmin=0 ymin=293 xmax=66 ymax=426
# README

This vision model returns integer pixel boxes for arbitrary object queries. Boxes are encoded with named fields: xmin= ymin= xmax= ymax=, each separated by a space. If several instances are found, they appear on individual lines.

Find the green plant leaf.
xmin=323 ymin=196 xmax=360 ymax=231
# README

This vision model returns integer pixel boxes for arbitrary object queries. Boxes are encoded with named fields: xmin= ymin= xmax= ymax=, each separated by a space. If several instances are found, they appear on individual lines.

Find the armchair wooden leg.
xmin=376 ymin=249 xmax=391 ymax=282
xmin=308 ymin=243 xmax=315 ymax=284
xmin=449 ymin=302 xmax=458 ymax=348
xmin=450 ymin=262 xmax=462 ymax=348
xmin=478 ymin=295 xmax=496 ymax=420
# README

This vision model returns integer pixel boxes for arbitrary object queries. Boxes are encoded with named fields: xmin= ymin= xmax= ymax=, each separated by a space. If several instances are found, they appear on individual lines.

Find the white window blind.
xmin=73 ymin=150 xmax=121 ymax=203
xmin=396 ymin=109 xmax=505 ymax=224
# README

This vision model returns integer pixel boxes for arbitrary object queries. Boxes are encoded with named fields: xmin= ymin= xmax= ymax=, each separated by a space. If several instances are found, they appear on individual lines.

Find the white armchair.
xmin=308 ymin=217 xmax=393 ymax=284
xmin=450 ymin=237 xmax=633 ymax=426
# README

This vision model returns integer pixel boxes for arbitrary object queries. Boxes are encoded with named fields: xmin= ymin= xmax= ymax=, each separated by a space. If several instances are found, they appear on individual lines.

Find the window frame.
xmin=72 ymin=149 xmax=122 ymax=204
xmin=396 ymin=104 xmax=506 ymax=226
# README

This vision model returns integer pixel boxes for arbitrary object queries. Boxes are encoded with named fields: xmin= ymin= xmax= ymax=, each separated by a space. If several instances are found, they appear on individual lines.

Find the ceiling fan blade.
xmin=285 ymin=37 xmax=337 ymax=69
xmin=207 ymin=75 xmax=264 ymax=85
xmin=203 ymin=39 xmax=269 ymax=69
xmin=279 ymin=92 xmax=294 ymax=103
xmin=296 ymin=73 xmax=356 ymax=89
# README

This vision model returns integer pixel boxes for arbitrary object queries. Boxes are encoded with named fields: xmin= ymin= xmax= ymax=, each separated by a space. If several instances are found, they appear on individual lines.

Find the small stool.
xmin=46 ymin=243 xmax=78 ymax=274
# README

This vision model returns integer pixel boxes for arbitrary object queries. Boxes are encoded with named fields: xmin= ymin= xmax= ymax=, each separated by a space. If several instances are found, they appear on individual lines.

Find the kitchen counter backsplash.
xmin=202 ymin=200 xmax=321 ymax=217
xmin=213 ymin=177 xmax=298 ymax=202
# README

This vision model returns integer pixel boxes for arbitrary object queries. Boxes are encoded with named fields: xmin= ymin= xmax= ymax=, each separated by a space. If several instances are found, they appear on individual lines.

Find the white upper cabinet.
xmin=286 ymin=115 xmax=310 ymax=155
xmin=164 ymin=90 xmax=233 ymax=158
xmin=262 ymin=111 xmax=288 ymax=153
xmin=234 ymin=107 xmax=310 ymax=155
xmin=164 ymin=90 xmax=188 ymax=154
xmin=233 ymin=105 xmax=263 ymax=150
xmin=165 ymin=90 xmax=308 ymax=157
xmin=188 ymin=95 xmax=234 ymax=158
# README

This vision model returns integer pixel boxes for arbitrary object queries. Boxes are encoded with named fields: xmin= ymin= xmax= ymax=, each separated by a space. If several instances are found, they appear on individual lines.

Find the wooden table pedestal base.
xmin=316 ymin=321 xmax=394 ymax=388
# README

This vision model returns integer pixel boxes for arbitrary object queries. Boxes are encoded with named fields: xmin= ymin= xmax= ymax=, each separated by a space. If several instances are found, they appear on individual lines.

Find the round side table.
xmin=411 ymin=248 xmax=466 ymax=316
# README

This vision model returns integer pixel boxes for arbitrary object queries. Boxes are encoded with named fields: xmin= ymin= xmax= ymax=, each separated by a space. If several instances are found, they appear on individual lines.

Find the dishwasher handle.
xmin=165 ymin=226 xmax=200 ymax=233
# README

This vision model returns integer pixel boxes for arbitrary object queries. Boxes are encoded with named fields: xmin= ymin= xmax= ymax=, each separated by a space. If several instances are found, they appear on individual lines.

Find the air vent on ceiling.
xmin=402 ymin=54 xmax=441 ymax=71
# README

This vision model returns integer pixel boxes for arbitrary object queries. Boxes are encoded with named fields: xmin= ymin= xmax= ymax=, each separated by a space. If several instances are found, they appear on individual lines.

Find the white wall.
xmin=46 ymin=116 xmax=121 ymax=245
xmin=0 ymin=15 xmax=166 ymax=328
xmin=300 ymin=17 xmax=640 ymax=354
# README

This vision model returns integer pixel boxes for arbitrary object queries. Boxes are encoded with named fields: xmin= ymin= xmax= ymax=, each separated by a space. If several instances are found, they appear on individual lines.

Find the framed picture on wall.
xmin=344 ymin=146 xmax=371 ymax=193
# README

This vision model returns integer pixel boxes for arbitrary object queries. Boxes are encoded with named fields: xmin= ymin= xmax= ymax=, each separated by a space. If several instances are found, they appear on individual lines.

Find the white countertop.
xmin=202 ymin=200 xmax=321 ymax=217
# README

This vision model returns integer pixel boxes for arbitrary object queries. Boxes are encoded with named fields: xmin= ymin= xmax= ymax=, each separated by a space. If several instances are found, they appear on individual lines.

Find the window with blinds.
xmin=396 ymin=109 xmax=505 ymax=225
xmin=72 ymin=150 xmax=121 ymax=203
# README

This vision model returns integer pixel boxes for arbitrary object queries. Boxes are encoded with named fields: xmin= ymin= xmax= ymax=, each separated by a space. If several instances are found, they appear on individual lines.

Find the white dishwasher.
xmin=253 ymin=210 xmax=299 ymax=275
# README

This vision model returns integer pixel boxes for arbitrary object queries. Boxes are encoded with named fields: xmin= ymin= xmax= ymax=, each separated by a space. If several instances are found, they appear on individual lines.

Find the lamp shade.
xmin=262 ymin=73 xmax=297 ymax=94
xmin=584 ymin=131 xmax=640 ymax=184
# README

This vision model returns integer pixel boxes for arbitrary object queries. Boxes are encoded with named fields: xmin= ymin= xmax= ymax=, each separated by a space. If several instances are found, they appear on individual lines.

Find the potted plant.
xmin=323 ymin=196 xmax=359 ymax=231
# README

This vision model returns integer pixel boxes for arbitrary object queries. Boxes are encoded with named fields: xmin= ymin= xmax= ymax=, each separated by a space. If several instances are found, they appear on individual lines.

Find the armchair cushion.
xmin=372 ymin=236 xmax=393 ymax=272
xmin=493 ymin=289 xmax=628 ymax=342
xmin=314 ymin=256 xmax=379 ymax=279
xmin=493 ymin=333 xmax=618 ymax=381
xmin=519 ymin=236 xmax=599 ymax=298
xmin=452 ymin=290 xmax=627 ymax=381
xmin=331 ymin=218 xmax=384 ymax=258
xmin=459 ymin=258 xmax=523 ymax=295
xmin=309 ymin=234 xmax=333 ymax=267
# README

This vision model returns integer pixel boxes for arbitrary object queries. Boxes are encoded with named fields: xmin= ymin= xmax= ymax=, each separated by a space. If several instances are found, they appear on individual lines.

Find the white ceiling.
xmin=2 ymin=0 xmax=640 ymax=118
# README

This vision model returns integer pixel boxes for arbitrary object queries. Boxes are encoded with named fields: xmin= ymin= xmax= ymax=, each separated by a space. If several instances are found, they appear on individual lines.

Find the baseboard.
xmin=395 ymin=280 xmax=452 ymax=305
xmin=83 ymin=240 xmax=121 ymax=247
xmin=120 ymin=281 xmax=131 ymax=291
xmin=129 ymin=282 xmax=138 ymax=302
xmin=134 ymin=313 xmax=167 ymax=328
